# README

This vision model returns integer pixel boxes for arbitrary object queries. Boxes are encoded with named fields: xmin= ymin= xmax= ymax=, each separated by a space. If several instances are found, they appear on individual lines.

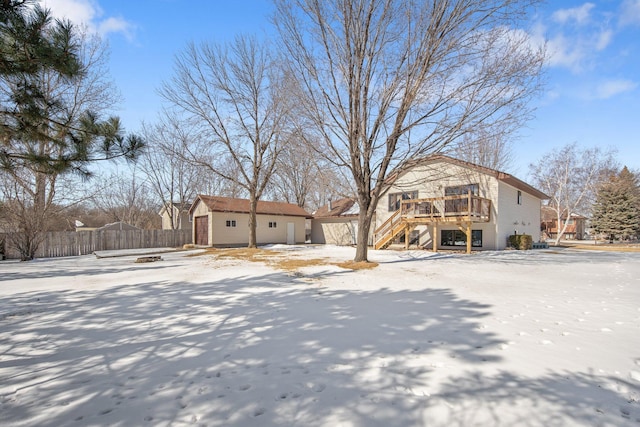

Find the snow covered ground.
xmin=0 ymin=246 xmax=639 ymax=426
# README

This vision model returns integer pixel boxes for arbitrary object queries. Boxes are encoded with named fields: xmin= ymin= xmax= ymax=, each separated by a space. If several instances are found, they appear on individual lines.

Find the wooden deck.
xmin=374 ymin=194 xmax=491 ymax=252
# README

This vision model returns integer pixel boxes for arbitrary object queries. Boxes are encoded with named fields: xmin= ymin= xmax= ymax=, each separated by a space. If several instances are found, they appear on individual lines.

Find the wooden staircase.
xmin=374 ymin=210 xmax=413 ymax=250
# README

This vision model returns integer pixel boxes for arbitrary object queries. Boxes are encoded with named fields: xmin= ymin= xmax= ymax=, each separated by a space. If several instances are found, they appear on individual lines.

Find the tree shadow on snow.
xmin=0 ymin=259 xmax=637 ymax=426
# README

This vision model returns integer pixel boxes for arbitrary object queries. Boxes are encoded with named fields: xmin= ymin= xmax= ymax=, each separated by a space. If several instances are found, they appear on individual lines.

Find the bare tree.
xmin=0 ymin=28 xmax=134 ymax=259
xmin=140 ymin=114 xmax=211 ymax=229
xmin=274 ymin=0 xmax=545 ymax=262
xmin=91 ymin=168 xmax=160 ymax=229
xmin=445 ymin=127 xmax=515 ymax=172
xmin=529 ymin=142 xmax=617 ymax=245
xmin=266 ymin=131 xmax=338 ymax=209
xmin=160 ymin=35 xmax=291 ymax=247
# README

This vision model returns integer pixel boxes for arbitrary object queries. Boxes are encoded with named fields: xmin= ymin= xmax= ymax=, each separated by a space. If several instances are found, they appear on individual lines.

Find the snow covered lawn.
xmin=1 ymin=246 xmax=639 ymax=426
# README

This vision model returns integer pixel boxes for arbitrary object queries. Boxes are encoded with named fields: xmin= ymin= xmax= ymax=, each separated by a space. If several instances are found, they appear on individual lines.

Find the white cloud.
xmin=38 ymin=0 xmax=134 ymax=40
xmin=552 ymin=3 xmax=595 ymax=25
xmin=594 ymin=79 xmax=637 ymax=99
xmin=97 ymin=16 xmax=134 ymax=40
xmin=620 ymin=0 xmax=640 ymax=26
xmin=595 ymin=29 xmax=613 ymax=51
xmin=546 ymin=33 xmax=588 ymax=72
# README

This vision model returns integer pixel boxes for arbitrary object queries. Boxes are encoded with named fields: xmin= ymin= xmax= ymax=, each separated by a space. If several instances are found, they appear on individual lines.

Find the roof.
xmin=96 ymin=222 xmax=141 ymax=232
xmin=190 ymin=195 xmax=312 ymax=218
xmin=313 ymin=198 xmax=359 ymax=218
xmin=159 ymin=202 xmax=192 ymax=216
xmin=387 ymin=154 xmax=550 ymax=200
xmin=541 ymin=205 xmax=588 ymax=221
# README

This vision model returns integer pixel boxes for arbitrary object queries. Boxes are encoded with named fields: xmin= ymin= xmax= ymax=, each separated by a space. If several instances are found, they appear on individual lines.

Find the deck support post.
xmin=466 ymin=222 xmax=472 ymax=254
xmin=432 ymin=223 xmax=438 ymax=253
xmin=405 ymin=225 xmax=410 ymax=250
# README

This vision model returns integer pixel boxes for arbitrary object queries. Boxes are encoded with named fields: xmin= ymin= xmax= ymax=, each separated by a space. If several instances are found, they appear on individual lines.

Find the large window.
xmin=445 ymin=183 xmax=479 ymax=196
xmin=388 ymin=191 xmax=418 ymax=212
xmin=441 ymin=230 xmax=482 ymax=247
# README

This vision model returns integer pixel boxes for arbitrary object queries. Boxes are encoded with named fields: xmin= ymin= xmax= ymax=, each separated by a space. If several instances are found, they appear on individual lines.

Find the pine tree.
xmin=591 ymin=167 xmax=640 ymax=242
xmin=0 ymin=0 xmax=143 ymax=176
xmin=0 ymin=1 xmax=144 ymax=259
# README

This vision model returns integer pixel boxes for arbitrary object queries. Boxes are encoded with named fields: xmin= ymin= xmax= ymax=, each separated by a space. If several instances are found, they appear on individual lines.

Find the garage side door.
xmin=194 ymin=216 xmax=208 ymax=246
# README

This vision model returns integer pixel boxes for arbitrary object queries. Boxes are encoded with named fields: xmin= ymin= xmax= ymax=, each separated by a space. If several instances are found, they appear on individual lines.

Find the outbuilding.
xmin=189 ymin=195 xmax=312 ymax=247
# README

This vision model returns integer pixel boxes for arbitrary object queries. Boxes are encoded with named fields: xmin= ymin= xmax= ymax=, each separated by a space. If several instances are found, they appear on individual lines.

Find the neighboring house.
xmin=311 ymin=198 xmax=360 ymax=245
xmin=96 ymin=222 xmax=142 ymax=232
xmin=189 ymin=195 xmax=312 ymax=247
xmin=373 ymin=155 xmax=548 ymax=253
xmin=540 ymin=206 xmax=587 ymax=240
xmin=159 ymin=202 xmax=192 ymax=231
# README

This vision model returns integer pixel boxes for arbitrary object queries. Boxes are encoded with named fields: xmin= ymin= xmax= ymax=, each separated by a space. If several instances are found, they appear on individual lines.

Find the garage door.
xmin=194 ymin=216 xmax=208 ymax=246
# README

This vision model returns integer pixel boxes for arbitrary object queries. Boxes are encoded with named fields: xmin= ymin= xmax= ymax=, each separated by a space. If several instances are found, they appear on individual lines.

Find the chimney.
xmin=328 ymin=198 xmax=332 ymax=211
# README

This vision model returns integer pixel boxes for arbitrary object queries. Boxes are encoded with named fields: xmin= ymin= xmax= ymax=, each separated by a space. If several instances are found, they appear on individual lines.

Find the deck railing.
xmin=400 ymin=194 xmax=491 ymax=222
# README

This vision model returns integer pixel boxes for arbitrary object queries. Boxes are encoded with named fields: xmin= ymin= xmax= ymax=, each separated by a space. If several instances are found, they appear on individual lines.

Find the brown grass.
xmin=336 ymin=261 xmax=379 ymax=270
xmin=567 ymin=244 xmax=640 ymax=253
xmin=191 ymin=247 xmax=379 ymax=272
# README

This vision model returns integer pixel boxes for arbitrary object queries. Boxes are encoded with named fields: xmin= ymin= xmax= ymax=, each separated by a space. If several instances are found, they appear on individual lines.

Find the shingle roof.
xmin=313 ymin=198 xmax=359 ymax=218
xmin=190 ymin=195 xmax=312 ymax=218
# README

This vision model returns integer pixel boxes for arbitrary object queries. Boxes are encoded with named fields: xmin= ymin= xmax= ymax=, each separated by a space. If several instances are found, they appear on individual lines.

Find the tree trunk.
xmin=248 ymin=196 xmax=258 ymax=248
xmin=354 ymin=207 xmax=373 ymax=262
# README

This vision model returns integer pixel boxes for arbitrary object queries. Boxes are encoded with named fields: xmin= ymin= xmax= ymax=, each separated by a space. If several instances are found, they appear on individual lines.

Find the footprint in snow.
xmin=253 ymin=407 xmax=266 ymax=417
xmin=238 ymin=384 xmax=251 ymax=391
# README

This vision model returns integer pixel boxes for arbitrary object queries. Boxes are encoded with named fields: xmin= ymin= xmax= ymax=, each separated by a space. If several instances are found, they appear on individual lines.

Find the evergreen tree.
xmin=0 ymin=0 xmax=143 ymax=176
xmin=0 ymin=0 xmax=143 ymax=259
xmin=591 ymin=167 xmax=640 ymax=241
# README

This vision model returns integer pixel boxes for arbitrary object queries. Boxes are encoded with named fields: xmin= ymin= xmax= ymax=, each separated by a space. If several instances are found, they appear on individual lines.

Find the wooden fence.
xmin=1 ymin=229 xmax=192 ymax=259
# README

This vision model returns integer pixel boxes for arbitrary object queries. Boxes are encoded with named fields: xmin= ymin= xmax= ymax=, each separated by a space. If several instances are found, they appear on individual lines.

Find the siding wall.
xmin=311 ymin=218 xmax=358 ymax=245
xmin=210 ymin=212 xmax=306 ymax=246
xmin=496 ymin=181 xmax=542 ymax=248
xmin=190 ymin=199 xmax=307 ymax=246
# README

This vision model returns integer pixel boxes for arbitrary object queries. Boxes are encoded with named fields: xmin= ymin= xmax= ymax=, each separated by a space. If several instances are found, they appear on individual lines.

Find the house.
xmin=188 ymin=195 xmax=312 ymax=247
xmin=373 ymin=155 xmax=548 ymax=253
xmin=540 ymin=206 xmax=587 ymax=240
xmin=311 ymin=198 xmax=360 ymax=245
xmin=159 ymin=202 xmax=192 ymax=231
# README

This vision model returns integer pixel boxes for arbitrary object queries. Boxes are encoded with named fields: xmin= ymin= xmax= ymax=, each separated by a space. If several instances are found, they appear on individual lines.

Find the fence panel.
xmin=1 ymin=229 xmax=192 ymax=260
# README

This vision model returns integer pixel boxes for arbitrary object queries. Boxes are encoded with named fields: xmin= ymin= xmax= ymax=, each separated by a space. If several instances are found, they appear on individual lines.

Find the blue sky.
xmin=39 ymin=0 xmax=640 ymax=178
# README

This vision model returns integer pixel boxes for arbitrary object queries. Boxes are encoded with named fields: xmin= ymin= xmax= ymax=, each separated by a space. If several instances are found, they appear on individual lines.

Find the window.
xmin=268 ymin=221 xmax=277 ymax=228
xmin=388 ymin=191 xmax=418 ymax=212
xmin=517 ymin=190 xmax=522 ymax=205
xmin=444 ymin=183 xmax=479 ymax=196
xmin=441 ymin=230 xmax=482 ymax=247
xmin=225 ymin=220 xmax=236 ymax=227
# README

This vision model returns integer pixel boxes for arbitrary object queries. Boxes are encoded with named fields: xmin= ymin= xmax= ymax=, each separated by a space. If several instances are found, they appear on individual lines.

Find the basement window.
xmin=441 ymin=230 xmax=482 ymax=247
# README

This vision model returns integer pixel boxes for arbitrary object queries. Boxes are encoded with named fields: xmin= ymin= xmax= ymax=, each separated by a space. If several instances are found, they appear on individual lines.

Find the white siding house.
xmin=373 ymin=155 xmax=548 ymax=252
xmin=159 ymin=203 xmax=192 ymax=231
